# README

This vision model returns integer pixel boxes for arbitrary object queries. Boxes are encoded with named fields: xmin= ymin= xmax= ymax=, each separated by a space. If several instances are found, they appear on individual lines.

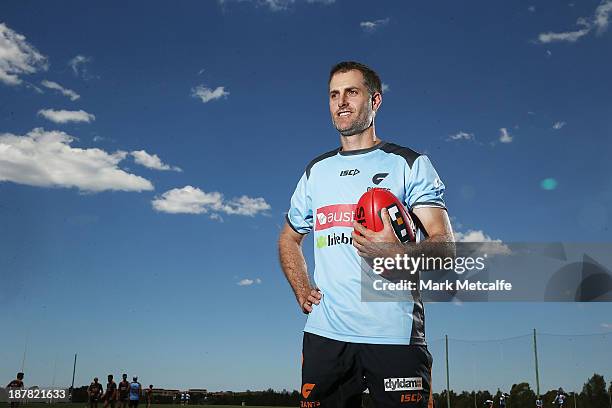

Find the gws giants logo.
xmin=301 ymin=383 xmax=315 ymax=398
xmin=315 ymin=204 xmax=356 ymax=231
xmin=384 ymin=377 xmax=423 ymax=392
xmin=372 ymin=172 xmax=389 ymax=185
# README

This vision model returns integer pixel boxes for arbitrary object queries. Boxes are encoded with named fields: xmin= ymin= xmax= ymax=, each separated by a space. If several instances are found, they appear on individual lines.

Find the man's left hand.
xmin=352 ymin=207 xmax=404 ymax=258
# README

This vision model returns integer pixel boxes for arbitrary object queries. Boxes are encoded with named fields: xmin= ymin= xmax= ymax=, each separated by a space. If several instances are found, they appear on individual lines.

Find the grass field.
xmin=1 ymin=404 xmax=295 ymax=408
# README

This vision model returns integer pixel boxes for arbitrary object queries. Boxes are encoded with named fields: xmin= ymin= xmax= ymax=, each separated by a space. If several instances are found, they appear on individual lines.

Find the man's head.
xmin=17 ymin=372 xmax=24 ymax=380
xmin=94 ymin=377 xmax=99 ymax=383
xmin=328 ymin=61 xmax=383 ymax=137
xmin=122 ymin=374 xmax=127 ymax=380
xmin=108 ymin=375 xmax=113 ymax=382
xmin=149 ymin=385 xmax=153 ymax=389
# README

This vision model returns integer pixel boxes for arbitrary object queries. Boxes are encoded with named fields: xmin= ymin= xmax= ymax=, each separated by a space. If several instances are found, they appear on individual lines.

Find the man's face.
xmin=329 ymin=70 xmax=380 ymax=136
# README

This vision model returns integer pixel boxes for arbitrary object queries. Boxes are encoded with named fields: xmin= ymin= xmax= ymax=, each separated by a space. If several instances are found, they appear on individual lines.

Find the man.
xmin=535 ymin=397 xmax=543 ymax=408
xmin=103 ymin=375 xmax=117 ymax=408
xmin=128 ymin=377 xmax=141 ymax=408
xmin=6 ymin=372 xmax=25 ymax=408
xmin=118 ymin=374 xmax=130 ymax=408
xmin=279 ymin=61 xmax=454 ymax=408
xmin=500 ymin=393 xmax=507 ymax=408
xmin=185 ymin=392 xmax=190 ymax=405
xmin=554 ymin=389 xmax=565 ymax=408
xmin=88 ymin=377 xmax=104 ymax=408
xmin=145 ymin=385 xmax=153 ymax=408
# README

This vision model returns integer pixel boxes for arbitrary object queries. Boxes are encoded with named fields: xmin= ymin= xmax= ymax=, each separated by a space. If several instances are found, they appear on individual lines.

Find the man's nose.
xmin=338 ymin=94 xmax=349 ymax=107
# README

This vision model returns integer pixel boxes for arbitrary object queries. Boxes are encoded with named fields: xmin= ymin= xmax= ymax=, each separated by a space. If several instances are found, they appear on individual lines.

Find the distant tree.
xmin=510 ymin=382 xmax=536 ymax=408
xmin=582 ymin=374 xmax=608 ymax=408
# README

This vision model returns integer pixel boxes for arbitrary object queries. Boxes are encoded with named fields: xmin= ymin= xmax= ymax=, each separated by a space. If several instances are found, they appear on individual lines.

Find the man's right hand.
xmin=299 ymin=288 xmax=322 ymax=314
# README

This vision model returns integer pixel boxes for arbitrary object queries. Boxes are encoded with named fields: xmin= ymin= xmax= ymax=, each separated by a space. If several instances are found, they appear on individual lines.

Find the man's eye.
xmin=349 ymin=90 xmax=358 ymax=95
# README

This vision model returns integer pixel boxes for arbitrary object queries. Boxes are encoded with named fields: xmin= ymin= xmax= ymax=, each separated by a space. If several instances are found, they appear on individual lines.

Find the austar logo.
xmin=316 ymin=232 xmax=353 ymax=248
xmin=340 ymin=169 xmax=360 ymax=176
xmin=384 ymin=377 xmax=423 ymax=392
xmin=315 ymin=204 xmax=356 ymax=231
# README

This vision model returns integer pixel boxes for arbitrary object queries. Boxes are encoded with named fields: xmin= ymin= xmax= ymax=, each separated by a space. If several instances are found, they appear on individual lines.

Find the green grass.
xmin=2 ymin=404 xmax=294 ymax=408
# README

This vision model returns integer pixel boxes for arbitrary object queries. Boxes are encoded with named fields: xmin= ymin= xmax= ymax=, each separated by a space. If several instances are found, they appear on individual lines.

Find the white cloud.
xmin=536 ymin=0 xmax=612 ymax=43
xmin=38 ymin=109 xmax=95 ymax=124
xmin=68 ymin=55 xmax=93 ymax=79
xmin=499 ymin=128 xmax=513 ymax=143
xmin=218 ymin=0 xmax=334 ymax=11
xmin=528 ymin=6 xmax=536 ymax=12
xmin=40 ymin=80 xmax=80 ymax=101
xmin=448 ymin=131 xmax=474 ymax=141
xmin=131 ymin=150 xmax=182 ymax=172
xmin=0 ymin=128 xmax=153 ymax=192
xmin=454 ymin=229 xmax=511 ymax=255
xmin=381 ymin=83 xmax=390 ymax=93
xmin=152 ymin=185 xmax=271 ymax=217
xmin=360 ymin=18 xmax=390 ymax=32
xmin=601 ymin=322 xmax=612 ymax=329
xmin=594 ymin=0 xmax=612 ymax=33
xmin=0 ymin=23 xmax=48 ymax=86
xmin=191 ymin=85 xmax=230 ymax=103
xmin=537 ymin=24 xmax=591 ymax=43
xmin=237 ymin=278 xmax=262 ymax=286
xmin=553 ymin=121 xmax=566 ymax=130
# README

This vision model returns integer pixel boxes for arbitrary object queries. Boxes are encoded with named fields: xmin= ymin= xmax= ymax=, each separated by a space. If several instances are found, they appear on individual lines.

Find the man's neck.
xmin=339 ymin=127 xmax=380 ymax=152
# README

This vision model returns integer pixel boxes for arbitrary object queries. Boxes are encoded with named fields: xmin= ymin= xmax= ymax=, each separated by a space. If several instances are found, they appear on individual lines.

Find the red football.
xmin=355 ymin=188 xmax=417 ymax=242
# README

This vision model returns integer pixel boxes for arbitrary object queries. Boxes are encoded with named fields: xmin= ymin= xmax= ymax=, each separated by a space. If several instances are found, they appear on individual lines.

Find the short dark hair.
xmin=328 ymin=61 xmax=382 ymax=96
xmin=17 ymin=373 xmax=24 ymax=380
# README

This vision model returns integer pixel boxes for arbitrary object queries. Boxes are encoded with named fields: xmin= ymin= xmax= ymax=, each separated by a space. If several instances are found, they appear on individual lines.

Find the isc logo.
xmin=340 ymin=169 xmax=360 ymax=176
xmin=400 ymin=393 xmax=423 ymax=403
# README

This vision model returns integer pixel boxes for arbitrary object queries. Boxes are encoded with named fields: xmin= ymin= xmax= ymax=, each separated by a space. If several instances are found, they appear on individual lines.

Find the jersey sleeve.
xmin=286 ymin=172 xmax=313 ymax=234
xmin=405 ymin=155 xmax=446 ymax=210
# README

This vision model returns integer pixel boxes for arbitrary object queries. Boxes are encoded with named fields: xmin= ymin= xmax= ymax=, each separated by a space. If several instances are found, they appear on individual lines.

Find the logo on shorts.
xmin=315 ymin=204 xmax=356 ymax=231
xmin=401 ymin=392 xmax=423 ymax=403
xmin=384 ymin=377 xmax=423 ymax=392
xmin=301 ymin=383 xmax=315 ymax=399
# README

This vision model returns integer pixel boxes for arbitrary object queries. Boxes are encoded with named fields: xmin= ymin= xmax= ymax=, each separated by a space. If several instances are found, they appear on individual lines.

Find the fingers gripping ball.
xmin=355 ymin=188 xmax=417 ymax=242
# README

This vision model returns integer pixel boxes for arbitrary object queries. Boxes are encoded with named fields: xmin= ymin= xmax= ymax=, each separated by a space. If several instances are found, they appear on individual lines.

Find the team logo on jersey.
xmin=433 ymin=177 xmax=442 ymax=188
xmin=315 ymin=204 xmax=356 ymax=230
xmin=384 ymin=377 xmax=423 ymax=392
xmin=372 ymin=172 xmax=389 ymax=185
xmin=340 ymin=169 xmax=360 ymax=176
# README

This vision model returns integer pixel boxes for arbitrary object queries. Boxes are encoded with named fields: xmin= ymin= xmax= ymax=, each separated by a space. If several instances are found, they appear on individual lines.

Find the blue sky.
xmin=1 ymin=0 xmax=611 ymax=394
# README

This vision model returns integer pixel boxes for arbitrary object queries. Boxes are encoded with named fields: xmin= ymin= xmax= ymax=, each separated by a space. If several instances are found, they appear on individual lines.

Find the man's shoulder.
xmin=305 ymin=147 xmax=341 ymax=178
xmin=379 ymin=142 xmax=422 ymax=168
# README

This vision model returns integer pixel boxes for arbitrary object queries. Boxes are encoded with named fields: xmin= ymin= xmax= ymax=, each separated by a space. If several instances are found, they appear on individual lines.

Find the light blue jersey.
xmin=286 ymin=142 xmax=446 ymax=345
xmin=129 ymin=382 xmax=141 ymax=401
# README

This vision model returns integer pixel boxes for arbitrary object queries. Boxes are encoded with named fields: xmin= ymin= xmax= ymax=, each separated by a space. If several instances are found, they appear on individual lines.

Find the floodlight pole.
xmin=533 ymin=329 xmax=541 ymax=398
xmin=446 ymin=335 xmax=451 ymax=408
xmin=71 ymin=354 xmax=78 ymax=390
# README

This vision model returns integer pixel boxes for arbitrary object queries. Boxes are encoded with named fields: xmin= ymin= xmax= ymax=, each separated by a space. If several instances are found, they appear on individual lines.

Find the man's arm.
xmin=278 ymin=222 xmax=321 ymax=313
